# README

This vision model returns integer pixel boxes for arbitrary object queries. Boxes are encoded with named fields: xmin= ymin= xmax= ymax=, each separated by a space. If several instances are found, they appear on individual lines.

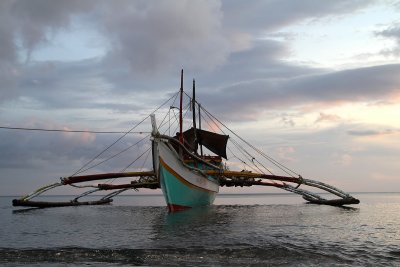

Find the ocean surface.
xmin=1 ymin=193 xmax=399 ymax=266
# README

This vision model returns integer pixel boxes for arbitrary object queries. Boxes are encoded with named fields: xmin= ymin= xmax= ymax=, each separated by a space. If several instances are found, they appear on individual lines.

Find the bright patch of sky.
xmin=289 ymin=102 xmax=400 ymax=130
xmin=273 ymin=4 xmax=400 ymax=69
xmin=330 ymin=102 xmax=400 ymax=126
xmin=229 ymin=100 xmax=400 ymax=142
xmin=28 ymin=21 xmax=106 ymax=62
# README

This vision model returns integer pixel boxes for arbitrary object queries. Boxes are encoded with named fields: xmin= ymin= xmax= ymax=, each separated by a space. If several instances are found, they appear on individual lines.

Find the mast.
xmin=179 ymin=69 xmax=183 ymax=144
xmin=192 ymin=79 xmax=197 ymax=153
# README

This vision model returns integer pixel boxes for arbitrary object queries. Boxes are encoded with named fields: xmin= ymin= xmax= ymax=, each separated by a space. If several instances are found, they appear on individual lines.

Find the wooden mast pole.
xmin=179 ymin=69 xmax=183 ymax=144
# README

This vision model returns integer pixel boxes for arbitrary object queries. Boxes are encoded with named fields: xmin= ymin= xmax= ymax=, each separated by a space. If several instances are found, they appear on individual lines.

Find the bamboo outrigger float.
xmin=12 ymin=70 xmax=359 ymax=210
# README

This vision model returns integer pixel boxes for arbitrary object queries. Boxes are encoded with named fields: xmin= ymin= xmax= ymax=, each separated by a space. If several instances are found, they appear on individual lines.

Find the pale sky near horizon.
xmin=1 ymin=0 xmax=400 ymax=196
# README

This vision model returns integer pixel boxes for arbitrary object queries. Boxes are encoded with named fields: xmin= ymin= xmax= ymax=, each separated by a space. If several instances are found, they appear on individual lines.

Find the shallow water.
xmin=1 ymin=193 xmax=399 ymax=266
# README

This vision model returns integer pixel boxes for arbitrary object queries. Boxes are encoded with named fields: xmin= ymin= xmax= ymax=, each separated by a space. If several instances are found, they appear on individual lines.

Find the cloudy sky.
xmin=1 ymin=0 xmax=399 ymax=196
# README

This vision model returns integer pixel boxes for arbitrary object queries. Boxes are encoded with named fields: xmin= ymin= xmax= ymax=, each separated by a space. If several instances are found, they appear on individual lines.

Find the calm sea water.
xmin=1 ymin=193 xmax=399 ymax=266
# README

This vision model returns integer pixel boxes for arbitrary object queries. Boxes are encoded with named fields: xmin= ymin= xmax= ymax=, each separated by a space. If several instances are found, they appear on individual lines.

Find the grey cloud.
xmin=14 ymin=58 xmax=177 ymax=114
xmin=0 ymin=0 xmax=97 ymax=103
xmin=0 ymin=5 xmax=16 ymax=63
xmin=347 ymin=129 xmax=400 ymax=137
xmin=98 ymin=0 xmax=372 ymax=77
xmin=16 ymin=59 xmax=107 ymax=109
xmin=284 ymin=64 xmax=400 ymax=102
xmin=0 ymin=124 xmax=153 ymax=196
xmin=347 ymin=130 xmax=381 ymax=136
xmin=195 ymin=40 xmax=322 ymax=90
xmin=0 ymin=0 xmax=97 ymax=63
xmin=0 ymin=1 xmax=20 ymax=102
xmin=376 ymin=23 xmax=400 ymax=55
xmin=0 ymin=121 xmax=150 ymax=172
xmin=0 ymin=0 xmax=230 ymax=104
xmin=0 ymin=62 xmax=20 ymax=102
xmin=378 ymin=25 xmax=400 ymax=39
xmin=99 ymin=0 xmax=229 ymax=75
xmin=199 ymin=64 xmax=400 ymax=120
xmin=0 ymin=0 xmax=378 ymax=107
xmin=11 ymin=0 xmax=95 ymax=59
xmin=221 ymin=0 xmax=373 ymax=33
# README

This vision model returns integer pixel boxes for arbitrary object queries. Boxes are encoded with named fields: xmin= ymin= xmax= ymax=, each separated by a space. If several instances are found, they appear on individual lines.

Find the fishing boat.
xmin=12 ymin=70 xmax=359 ymax=211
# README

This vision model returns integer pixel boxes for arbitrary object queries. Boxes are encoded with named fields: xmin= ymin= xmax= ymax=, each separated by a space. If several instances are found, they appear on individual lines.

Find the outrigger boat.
xmin=12 ymin=70 xmax=359 ymax=211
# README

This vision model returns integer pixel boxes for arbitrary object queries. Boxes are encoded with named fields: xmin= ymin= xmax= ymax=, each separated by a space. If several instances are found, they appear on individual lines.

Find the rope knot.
xmin=295 ymin=175 xmax=303 ymax=189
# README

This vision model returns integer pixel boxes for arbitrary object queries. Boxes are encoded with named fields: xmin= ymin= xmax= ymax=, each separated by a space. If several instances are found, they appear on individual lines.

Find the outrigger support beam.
xmin=210 ymin=170 xmax=360 ymax=206
xmin=12 ymin=168 xmax=359 ymax=208
xmin=12 ymin=172 xmax=158 ymax=209
xmin=61 ymin=171 xmax=155 ymax=184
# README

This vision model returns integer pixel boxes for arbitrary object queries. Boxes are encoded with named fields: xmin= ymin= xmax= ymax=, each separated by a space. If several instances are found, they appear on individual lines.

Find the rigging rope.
xmin=139 ymin=146 xmax=152 ymax=171
xmin=78 ymin=134 xmax=151 ymax=174
xmin=199 ymin=110 xmax=275 ymax=178
xmin=120 ymin=146 xmax=152 ymax=173
xmin=201 ymin=110 xmax=279 ymax=184
xmin=0 ymin=126 xmax=149 ymax=134
xmin=70 ymin=91 xmax=180 ymax=177
xmin=200 ymin=106 xmax=301 ymax=177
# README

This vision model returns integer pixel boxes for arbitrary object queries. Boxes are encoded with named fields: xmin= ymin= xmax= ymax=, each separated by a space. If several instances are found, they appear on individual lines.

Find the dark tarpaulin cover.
xmin=176 ymin=128 xmax=229 ymax=159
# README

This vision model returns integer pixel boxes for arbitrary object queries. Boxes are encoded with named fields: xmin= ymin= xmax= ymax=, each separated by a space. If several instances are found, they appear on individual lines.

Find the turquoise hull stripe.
xmin=159 ymin=162 xmax=216 ymax=208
